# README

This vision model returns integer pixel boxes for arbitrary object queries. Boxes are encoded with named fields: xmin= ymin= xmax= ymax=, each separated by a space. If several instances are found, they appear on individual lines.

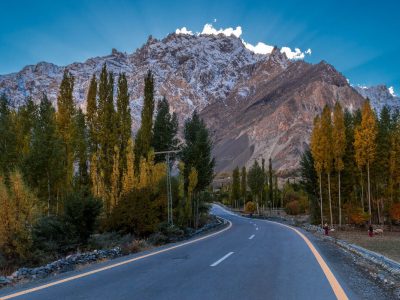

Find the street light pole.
xmin=154 ymin=149 xmax=181 ymax=226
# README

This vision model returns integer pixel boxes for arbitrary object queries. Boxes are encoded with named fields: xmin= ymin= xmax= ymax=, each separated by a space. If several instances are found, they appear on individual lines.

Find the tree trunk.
xmin=367 ymin=161 xmax=372 ymax=224
xmin=361 ymin=170 xmax=364 ymax=211
xmin=338 ymin=171 xmax=342 ymax=228
xmin=47 ymin=170 xmax=51 ymax=216
xmin=328 ymin=172 xmax=333 ymax=228
xmin=319 ymin=172 xmax=323 ymax=228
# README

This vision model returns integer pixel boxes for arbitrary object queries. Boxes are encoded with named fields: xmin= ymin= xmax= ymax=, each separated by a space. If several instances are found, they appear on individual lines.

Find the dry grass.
xmin=332 ymin=230 xmax=400 ymax=263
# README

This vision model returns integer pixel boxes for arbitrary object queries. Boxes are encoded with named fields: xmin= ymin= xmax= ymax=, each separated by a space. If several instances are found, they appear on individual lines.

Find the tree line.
xmin=0 ymin=64 xmax=214 ymax=269
xmin=224 ymin=158 xmax=281 ymax=214
xmin=302 ymin=101 xmax=400 ymax=227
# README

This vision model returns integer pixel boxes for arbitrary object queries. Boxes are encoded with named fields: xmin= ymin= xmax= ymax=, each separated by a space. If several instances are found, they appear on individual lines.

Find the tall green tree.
xmin=134 ymin=71 xmax=155 ymax=174
xmin=152 ymin=97 xmax=178 ymax=163
xmin=268 ymin=157 xmax=273 ymax=208
xmin=247 ymin=160 xmax=264 ymax=214
xmin=73 ymin=108 xmax=90 ymax=191
xmin=181 ymin=111 xmax=215 ymax=194
xmin=56 ymin=70 xmax=76 ymax=191
xmin=241 ymin=166 xmax=247 ymax=209
xmin=97 ymin=64 xmax=117 ymax=212
xmin=86 ymin=74 xmax=98 ymax=155
xmin=0 ymin=94 xmax=17 ymax=175
xmin=24 ymin=94 xmax=64 ymax=214
xmin=116 ymin=73 xmax=132 ymax=198
xmin=231 ymin=166 xmax=240 ymax=208
xmin=310 ymin=115 xmax=324 ymax=226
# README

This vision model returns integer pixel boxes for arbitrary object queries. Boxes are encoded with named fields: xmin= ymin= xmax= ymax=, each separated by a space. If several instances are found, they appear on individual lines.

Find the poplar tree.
xmin=116 ymin=73 xmax=131 ymax=179
xmin=231 ymin=167 xmax=241 ymax=208
xmin=268 ymin=157 xmax=273 ymax=208
xmin=247 ymin=160 xmax=264 ymax=214
xmin=320 ymin=106 xmax=333 ymax=227
xmin=73 ymin=108 xmax=89 ymax=190
xmin=56 ymin=70 xmax=75 ymax=191
xmin=86 ymin=74 xmax=98 ymax=154
xmin=134 ymin=71 xmax=155 ymax=174
xmin=310 ymin=115 xmax=324 ymax=226
xmin=354 ymin=101 xmax=377 ymax=223
xmin=241 ymin=166 xmax=247 ymax=209
xmin=24 ymin=94 xmax=64 ymax=214
xmin=332 ymin=102 xmax=346 ymax=227
xmin=97 ymin=64 xmax=116 ymax=207
xmin=152 ymin=97 xmax=178 ymax=163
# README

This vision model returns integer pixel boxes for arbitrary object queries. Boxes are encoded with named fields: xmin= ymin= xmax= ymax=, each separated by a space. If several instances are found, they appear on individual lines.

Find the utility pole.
xmin=154 ymin=149 xmax=181 ymax=226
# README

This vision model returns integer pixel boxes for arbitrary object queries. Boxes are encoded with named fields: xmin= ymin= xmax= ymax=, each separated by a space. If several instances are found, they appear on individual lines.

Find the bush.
xmin=107 ymin=187 xmax=160 ymax=237
xmin=389 ymin=203 xmax=400 ymax=222
xmin=245 ymin=201 xmax=256 ymax=214
xmin=285 ymin=200 xmax=301 ymax=215
xmin=121 ymin=239 xmax=150 ymax=255
xmin=87 ymin=232 xmax=134 ymax=250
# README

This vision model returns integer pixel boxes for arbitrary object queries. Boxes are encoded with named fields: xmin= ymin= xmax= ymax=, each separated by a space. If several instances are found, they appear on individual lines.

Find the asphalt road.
xmin=0 ymin=204 xmax=353 ymax=300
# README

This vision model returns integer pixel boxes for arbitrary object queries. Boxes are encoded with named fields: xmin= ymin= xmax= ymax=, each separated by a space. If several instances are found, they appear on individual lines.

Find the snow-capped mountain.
xmin=354 ymin=85 xmax=400 ymax=115
xmin=0 ymin=29 xmax=367 ymax=175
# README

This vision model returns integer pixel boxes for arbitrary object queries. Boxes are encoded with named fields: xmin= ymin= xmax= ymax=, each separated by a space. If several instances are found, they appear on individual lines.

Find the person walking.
xmin=368 ymin=225 xmax=373 ymax=237
xmin=323 ymin=223 xmax=329 ymax=235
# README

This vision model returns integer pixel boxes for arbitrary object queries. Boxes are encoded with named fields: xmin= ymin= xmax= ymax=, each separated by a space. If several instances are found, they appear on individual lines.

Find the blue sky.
xmin=1 ymin=0 xmax=399 ymax=92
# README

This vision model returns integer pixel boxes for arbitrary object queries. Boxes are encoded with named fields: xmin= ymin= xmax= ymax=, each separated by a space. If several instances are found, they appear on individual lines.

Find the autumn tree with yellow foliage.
xmin=354 ymin=101 xmax=377 ymax=223
xmin=332 ymin=102 xmax=346 ymax=227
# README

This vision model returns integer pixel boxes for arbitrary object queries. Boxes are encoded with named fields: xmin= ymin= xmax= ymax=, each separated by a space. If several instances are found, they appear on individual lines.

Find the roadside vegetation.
xmin=0 ymin=65 xmax=215 ymax=275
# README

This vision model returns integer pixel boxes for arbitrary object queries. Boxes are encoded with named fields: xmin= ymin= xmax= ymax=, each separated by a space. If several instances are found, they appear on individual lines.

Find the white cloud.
xmin=389 ymin=86 xmax=396 ymax=97
xmin=175 ymin=27 xmax=193 ymax=35
xmin=280 ymin=47 xmax=310 ymax=60
xmin=174 ymin=24 xmax=312 ymax=60
xmin=200 ymin=24 xmax=242 ymax=38
xmin=242 ymin=41 xmax=274 ymax=55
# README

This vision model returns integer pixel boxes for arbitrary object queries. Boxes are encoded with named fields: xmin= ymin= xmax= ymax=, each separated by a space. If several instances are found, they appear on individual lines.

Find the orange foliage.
xmin=390 ymin=203 xmax=400 ymax=221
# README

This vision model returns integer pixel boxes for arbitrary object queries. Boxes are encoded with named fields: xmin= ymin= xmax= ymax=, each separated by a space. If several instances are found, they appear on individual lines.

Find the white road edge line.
xmin=210 ymin=252 xmax=234 ymax=267
xmin=249 ymin=234 xmax=255 ymax=240
xmin=1 ymin=218 xmax=233 ymax=300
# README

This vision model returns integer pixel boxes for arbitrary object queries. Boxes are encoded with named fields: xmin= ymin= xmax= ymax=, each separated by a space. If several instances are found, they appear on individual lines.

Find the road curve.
xmin=0 ymin=204 xmax=350 ymax=300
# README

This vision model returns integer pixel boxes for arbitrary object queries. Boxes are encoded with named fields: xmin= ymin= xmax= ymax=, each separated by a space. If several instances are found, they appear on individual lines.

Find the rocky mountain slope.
xmin=354 ymin=85 xmax=400 ymax=115
xmin=0 ymin=32 xmax=367 ymax=175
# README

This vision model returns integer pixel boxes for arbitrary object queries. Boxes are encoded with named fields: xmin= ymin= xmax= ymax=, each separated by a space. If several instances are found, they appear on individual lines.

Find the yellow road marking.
xmin=217 ymin=205 xmax=348 ymax=300
xmin=0 ymin=220 xmax=232 ymax=300
xmin=262 ymin=220 xmax=349 ymax=300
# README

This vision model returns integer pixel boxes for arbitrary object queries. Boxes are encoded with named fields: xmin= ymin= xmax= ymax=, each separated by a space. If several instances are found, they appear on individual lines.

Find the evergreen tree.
xmin=73 ymin=108 xmax=89 ymax=190
xmin=116 ymin=73 xmax=132 ymax=178
xmin=247 ymin=160 xmax=264 ymax=214
xmin=56 ymin=70 xmax=76 ymax=191
xmin=332 ymin=102 xmax=346 ymax=227
xmin=310 ymin=115 xmax=324 ymax=226
xmin=181 ymin=111 xmax=215 ymax=194
xmin=24 ymin=94 xmax=64 ymax=214
xmin=152 ymin=97 xmax=178 ymax=163
xmin=300 ymin=149 xmax=320 ymax=223
xmin=15 ymin=97 xmax=37 ymax=163
xmin=231 ymin=167 xmax=241 ymax=208
xmin=86 ymin=74 xmax=98 ymax=154
xmin=354 ymin=101 xmax=377 ymax=223
xmin=268 ymin=157 xmax=273 ymax=208
xmin=241 ymin=166 xmax=247 ymax=209
xmin=134 ymin=71 xmax=155 ymax=174
xmin=97 ymin=64 xmax=117 ymax=210
xmin=0 ymin=94 xmax=17 ymax=175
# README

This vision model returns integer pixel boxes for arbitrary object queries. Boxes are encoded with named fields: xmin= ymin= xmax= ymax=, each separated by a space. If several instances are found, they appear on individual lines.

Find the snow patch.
xmin=175 ymin=27 xmax=193 ymax=35
xmin=242 ymin=41 xmax=274 ymax=55
xmin=389 ymin=86 xmax=396 ymax=97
